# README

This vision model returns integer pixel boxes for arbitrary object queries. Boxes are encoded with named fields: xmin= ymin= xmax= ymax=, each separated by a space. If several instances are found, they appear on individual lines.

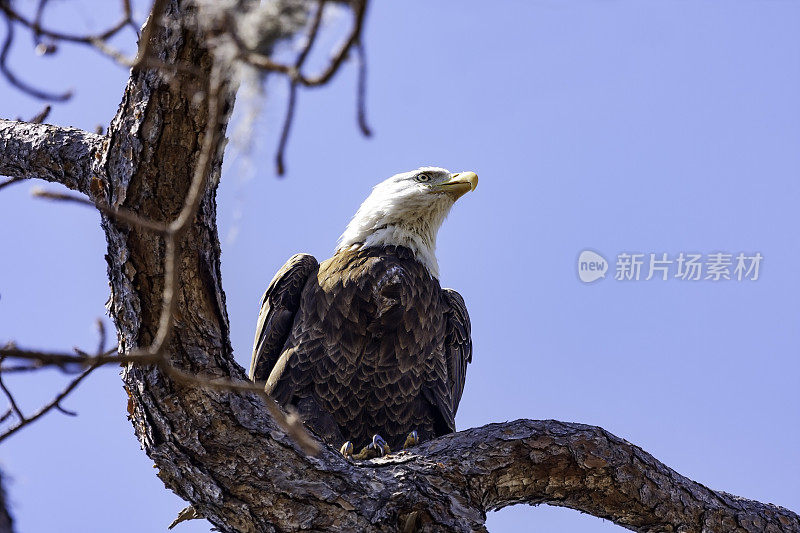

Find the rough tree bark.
xmin=1 ymin=1 xmax=798 ymax=532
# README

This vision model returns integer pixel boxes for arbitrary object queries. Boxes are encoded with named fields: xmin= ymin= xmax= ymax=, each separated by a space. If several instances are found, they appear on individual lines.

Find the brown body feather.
xmin=250 ymin=246 xmax=471 ymax=450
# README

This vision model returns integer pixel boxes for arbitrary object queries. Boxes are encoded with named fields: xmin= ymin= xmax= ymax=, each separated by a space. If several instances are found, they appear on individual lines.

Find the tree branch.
xmin=0 ymin=119 xmax=105 ymax=194
xmin=385 ymin=419 xmax=800 ymax=532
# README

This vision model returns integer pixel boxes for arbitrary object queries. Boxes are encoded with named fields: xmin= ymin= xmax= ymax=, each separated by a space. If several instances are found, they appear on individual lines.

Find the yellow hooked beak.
xmin=435 ymin=171 xmax=479 ymax=200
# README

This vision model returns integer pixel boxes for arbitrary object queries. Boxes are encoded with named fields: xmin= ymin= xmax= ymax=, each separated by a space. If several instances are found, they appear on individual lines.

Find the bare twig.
xmin=29 ymin=104 xmax=51 ymax=124
xmin=96 ymin=319 xmax=106 ymax=357
xmin=300 ymin=0 xmax=368 ymax=87
xmin=0 ymin=0 xmax=142 ymax=98
xmin=355 ymin=41 xmax=371 ymax=137
xmin=32 ymin=0 xmax=51 ymax=45
xmin=275 ymin=0 xmax=325 ymax=176
xmin=32 ymin=188 xmax=168 ymax=235
xmin=239 ymin=0 xmax=369 ymax=88
xmin=227 ymin=0 xmax=372 ymax=174
xmin=239 ymin=0 xmax=367 ymax=87
xmin=295 ymin=0 xmax=327 ymax=69
xmin=275 ymin=78 xmax=297 ymax=176
xmin=0 ymin=328 xmax=140 ymax=443
xmin=0 ymin=364 xmax=42 ymax=373
xmin=54 ymin=404 xmax=77 ymax=417
xmin=0 ymin=366 xmax=24 ymax=422
xmin=0 ymin=14 xmax=71 ymax=101
xmin=0 ymin=0 xmax=135 ymax=45
xmin=0 ymin=362 xmax=99 ymax=444
xmin=0 ymin=346 xmax=153 ymax=369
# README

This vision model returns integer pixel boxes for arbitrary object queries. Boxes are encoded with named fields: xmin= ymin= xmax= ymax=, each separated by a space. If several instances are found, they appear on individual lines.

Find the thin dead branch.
xmin=275 ymin=77 xmax=298 ymax=176
xmin=0 ymin=0 xmax=134 ymax=44
xmin=0 ymin=0 xmax=139 ymax=100
xmin=0 ymin=346 xmax=133 ymax=368
xmin=225 ymin=0 xmax=371 ymax=174
xmin=0 ymin=369 xmax=23 ymax=422
xmin=32 ymin=188 xmax=169 ymax=235
xmin=0 ymin=362 xmax=98 ymax=444
xmin=0 ymin=13 xmax=71 ymax=101
xmin=354 ymin=41 xmax=371 ymax=137
xmin=28 ymin=104 xmax=50 ymax=124
xmin=0 ymin=327 xmax=120 ymax=443
xmin=275 ymin=0 xmax=325 ymax=175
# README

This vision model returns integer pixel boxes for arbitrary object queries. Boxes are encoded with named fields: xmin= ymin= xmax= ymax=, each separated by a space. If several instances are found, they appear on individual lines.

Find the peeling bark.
xmin=0 ymin=1 xmax=798 ymax=532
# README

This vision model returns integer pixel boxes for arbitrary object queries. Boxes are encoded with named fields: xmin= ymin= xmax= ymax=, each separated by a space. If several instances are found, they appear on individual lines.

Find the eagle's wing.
xmin=442 ymin=288 xmax=472 ymax=418
xmin=249 ymin=253 xmax=318 ymax=382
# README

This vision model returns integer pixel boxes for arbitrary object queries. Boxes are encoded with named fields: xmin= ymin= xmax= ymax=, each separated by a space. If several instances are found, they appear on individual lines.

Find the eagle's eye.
xmin=415 ymin=173 xmax=431 ymax=183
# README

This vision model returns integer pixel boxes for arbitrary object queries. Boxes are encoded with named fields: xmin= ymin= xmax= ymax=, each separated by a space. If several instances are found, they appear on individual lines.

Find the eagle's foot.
xmin=402 ymin=430 xmax=419 ymax=450
xmin=340 ymin=441 xmax=354 ymax=459
xmin=351 ymin=434 xmax=391 ymax=460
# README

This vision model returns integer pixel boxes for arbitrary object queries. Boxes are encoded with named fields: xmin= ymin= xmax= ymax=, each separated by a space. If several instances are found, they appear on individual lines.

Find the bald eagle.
xmin=249 ymin=167 xmax=476 ymax=454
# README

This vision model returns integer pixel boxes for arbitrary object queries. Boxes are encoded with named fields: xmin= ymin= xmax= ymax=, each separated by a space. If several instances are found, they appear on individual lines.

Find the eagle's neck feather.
xmin=364 ymin=225 xmax=439 ymax=277
xmin=337 ymin=195 xmax=453 ymax=279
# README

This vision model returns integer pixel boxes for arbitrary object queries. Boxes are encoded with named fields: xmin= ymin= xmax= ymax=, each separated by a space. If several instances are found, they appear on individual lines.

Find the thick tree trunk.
xmin=0 ymin=1 xmax=798 ymax=532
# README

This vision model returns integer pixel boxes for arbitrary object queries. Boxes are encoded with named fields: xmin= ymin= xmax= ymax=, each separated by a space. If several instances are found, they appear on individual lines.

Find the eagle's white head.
xmin=337 ymin=167 xmax=478 ymax=278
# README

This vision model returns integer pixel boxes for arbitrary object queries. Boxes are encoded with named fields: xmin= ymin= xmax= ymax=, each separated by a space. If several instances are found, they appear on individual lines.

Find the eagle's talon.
xmin=370 ymin=434 xmax=390 ymax=456
xmin=351 ymin=434 xmax=391 ymax=460
xmin=340 ymin=441 xmax=354 ymax=458
xmin=403 ymin=430 xmax=419 ymax=449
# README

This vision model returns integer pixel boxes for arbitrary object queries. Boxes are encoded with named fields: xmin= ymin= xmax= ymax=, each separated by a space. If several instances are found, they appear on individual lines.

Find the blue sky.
xmin=1 ymin=1 xmax=798 ymax=531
